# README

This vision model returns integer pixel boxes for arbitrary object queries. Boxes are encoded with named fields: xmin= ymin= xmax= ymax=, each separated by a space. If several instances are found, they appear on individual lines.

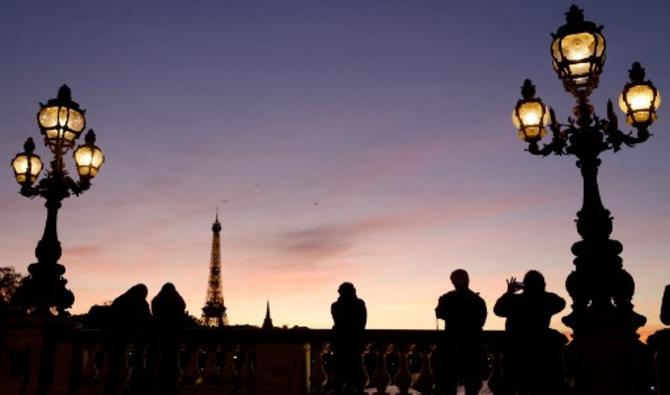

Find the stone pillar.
xmin=566 ymin=335 xmax=654 ymax=395
xmin=0 ymin=317 xmax=77 ymax=395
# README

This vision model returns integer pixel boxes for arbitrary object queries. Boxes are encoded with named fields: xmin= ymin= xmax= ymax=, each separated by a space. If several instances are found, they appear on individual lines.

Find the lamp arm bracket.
xmin=69 ymin=177 xmax=91 ymax=196
xmin=527 ymin=137 xmax=566 ymax=156
xmin=604 ymin=127 xmax=650 ymax=152
xmin=19 ymin=184 xmax=41 ymax=198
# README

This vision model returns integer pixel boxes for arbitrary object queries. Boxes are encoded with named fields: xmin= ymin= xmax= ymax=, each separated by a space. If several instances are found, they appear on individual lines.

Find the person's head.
xmin=128 ymin=283 xmax=148 ymax=299
xmin=450 ymin=269 xmax=470 ymax=291
xmin=159 ymin=282 xmax=177 ymax=295
xmin=338 ymin=282 xmax=356 ymax=298
xmin=523 ymin=270 xmax=546 ymax=294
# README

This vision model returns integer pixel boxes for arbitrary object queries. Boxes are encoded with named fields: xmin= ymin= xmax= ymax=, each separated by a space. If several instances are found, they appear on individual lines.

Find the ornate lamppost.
xmin=10 ymin=85 xmax=104 ymax=316
xmin=512 ymin=6 xmax=660 ymax=395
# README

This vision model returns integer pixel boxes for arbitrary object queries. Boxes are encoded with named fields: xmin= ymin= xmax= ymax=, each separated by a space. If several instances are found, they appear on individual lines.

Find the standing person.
xmin=331 ymin=282 xmax=367 ymax=395
xmin=149 ymin=283 xmax=187 ymax=395
xmin=106 ymin=284 xmax=152 ymax=395
xmin=494 ymin=270 xmax=566 ymax=395
xmin=434 ymin=269 xmax=488 ymax=395
xmin=110 ymin=283 xmax=152 ymax=330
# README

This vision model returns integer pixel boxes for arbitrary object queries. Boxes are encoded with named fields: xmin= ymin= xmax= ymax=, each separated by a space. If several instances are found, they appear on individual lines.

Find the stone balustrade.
xmin=1 ymin=318 xmax=667 ymax=395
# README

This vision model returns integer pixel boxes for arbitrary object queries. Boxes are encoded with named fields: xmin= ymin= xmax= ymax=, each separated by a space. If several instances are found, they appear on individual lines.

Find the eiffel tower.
xmin=202 ymin=211 xmax=228 ymax=327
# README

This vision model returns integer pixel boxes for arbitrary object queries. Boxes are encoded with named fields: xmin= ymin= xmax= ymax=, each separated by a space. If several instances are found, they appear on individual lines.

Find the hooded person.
xmin=331 ymin=282 xmax=367 ymax=394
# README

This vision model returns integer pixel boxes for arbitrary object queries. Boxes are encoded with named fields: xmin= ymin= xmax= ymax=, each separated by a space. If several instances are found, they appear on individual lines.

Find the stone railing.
xmin=0 ymin=318 xmax=507 ymax=395
xmin=2 ymin=317 xmax=667 ymax=395
xmin=68 ymin=328 xmax=506 ymax=395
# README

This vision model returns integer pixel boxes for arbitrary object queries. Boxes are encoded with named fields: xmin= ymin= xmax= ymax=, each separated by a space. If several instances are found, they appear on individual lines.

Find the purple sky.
xmin=1 ymin=1 xmax=669 ymax=334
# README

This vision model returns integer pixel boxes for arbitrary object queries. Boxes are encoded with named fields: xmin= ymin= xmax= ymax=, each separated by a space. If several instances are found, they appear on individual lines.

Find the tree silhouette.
xmin=0 ymin=267 xmax=23 ymax=316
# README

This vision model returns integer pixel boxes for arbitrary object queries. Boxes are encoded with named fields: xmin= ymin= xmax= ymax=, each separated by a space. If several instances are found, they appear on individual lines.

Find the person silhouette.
xmin=331 ymin=282 xmax=367 ymax=395
xmin=494 ymin=270 xmax=566 ymax=395
xmin=151 ymin=282 xmax=186 ymax=329
xmin=106 ymin=284 xmax=152 ymax=395
xmin=662 ymin=285 xmax=670 ymax=326
xmin=110 ymin=283 xmax=151 ymax=330
xmin=434 ymin=269 xmax=487 ymax=395
xmin=149 ymin=283 xmax=187 ymax=395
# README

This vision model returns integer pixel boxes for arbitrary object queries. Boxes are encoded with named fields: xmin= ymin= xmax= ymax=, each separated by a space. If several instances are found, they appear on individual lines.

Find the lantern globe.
xmin=618 ymin=63 xmax=661 ymax=128
xmin=37 ymin=85 xmax=86 ymax=150
xmin=512 ymin=80 xmax=550 ymax=142
xmin=73 ymin=130 xmax=104 ymax=178
xmin=11 ymin=138 xmax=43 ymax=185
xmin=513 ymin=101 xmax=550 ymax=142
xmin=550 ymin=6 xmax=605 ymax=96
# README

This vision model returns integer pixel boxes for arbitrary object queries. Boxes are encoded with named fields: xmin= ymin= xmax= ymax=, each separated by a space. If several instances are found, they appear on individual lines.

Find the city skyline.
xmin=1 ymin=1 xmax=670 ymax=335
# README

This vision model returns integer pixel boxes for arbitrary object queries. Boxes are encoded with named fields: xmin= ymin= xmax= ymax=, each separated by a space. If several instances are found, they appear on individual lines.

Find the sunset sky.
xmin=1 ymin=1 xmax=669 ymax=334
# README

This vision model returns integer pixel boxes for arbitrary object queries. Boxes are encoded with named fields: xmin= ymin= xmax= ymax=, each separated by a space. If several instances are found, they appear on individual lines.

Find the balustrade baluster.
xmin=366 ymin=343 xmax=385 ymax=394
xmin=322 ymin=343 xmax=336 ymax=392
xmin=195 ymin=347 xmax=208 ymax=385
xmin=481 ymin=344 xmax=499 ymax=395
xmin=197 ymin=345 xmax=222 ymax=388
xmin=124 ymin=342 xmax=148 ymax=391
xmin=394 ymin=343 xmax=412 ymax=394
xmin=405 ymin=344 xmax=423 ymax=393
xmin=177 ymin=344 xmax=198 ymax=386
xmin=211 ymin=346 xmax=226 ymax=388
xmin=217 ymin=347 xmax=237 ymax=391
xmin=370 ymin=343 xmax=387 ymax=394
xmin=363 ymin=343 xmax=378 ymax=392
xmin=413 ymin=345 xmax=435 ymax=395
xmin=80 ymin=344 xmax=104 ymax=385
xmin=309 ymin=343 xmax=327 ymax=393
xmin=231 ymin=344 xmax=244 ymax=390
xmin=385 ymin=343 xmax=401 ymax=393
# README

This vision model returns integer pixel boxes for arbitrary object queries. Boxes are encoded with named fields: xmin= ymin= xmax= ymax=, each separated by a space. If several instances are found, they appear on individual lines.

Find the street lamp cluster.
xmin=512 ymin=5 xmax=662 ymax=394
xmin=513 ymin=6 xmax=661 ymax=147
xmin=10 ymin=85 xmax=104 ymax=316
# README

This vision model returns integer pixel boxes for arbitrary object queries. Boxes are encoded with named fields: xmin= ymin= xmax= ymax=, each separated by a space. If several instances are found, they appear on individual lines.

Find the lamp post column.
xmin=11 ymin=86 xmax=104 ymax=317
xmin=511 ymin=6 xmax=662 ymax=393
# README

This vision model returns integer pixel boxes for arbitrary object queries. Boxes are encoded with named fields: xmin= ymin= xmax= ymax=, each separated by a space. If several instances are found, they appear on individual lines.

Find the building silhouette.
xmin=201 ymin=211 xmax=228 ymax=327
xmin=262 ymin=300 xmax=274 ymax=329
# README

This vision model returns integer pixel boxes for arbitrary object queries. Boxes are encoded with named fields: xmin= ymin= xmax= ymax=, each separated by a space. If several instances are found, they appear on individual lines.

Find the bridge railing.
xmin=0 ymin=319 xmax=509 ymax=395
xmin=4 ymin=319 xmax=668 ymax=395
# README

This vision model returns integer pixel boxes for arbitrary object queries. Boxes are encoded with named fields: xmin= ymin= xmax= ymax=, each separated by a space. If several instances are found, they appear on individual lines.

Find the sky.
xmin=1 ymin=0 xmax=669 ymax=335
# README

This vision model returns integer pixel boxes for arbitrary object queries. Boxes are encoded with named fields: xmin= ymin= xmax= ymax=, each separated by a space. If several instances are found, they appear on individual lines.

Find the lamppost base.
xmin=564 ymin=306 xmax=653 ymax=395
xmin=12 ymin=262 xmax=74 ymax=316
xmin=566 ymin=335 xmax=654 ymax=395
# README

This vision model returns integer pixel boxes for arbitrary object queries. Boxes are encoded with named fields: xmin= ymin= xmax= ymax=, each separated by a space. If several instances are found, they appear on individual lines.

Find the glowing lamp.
xmin=551 ymin=6 xmax=605 ymax=96
xmin=513 ymin=80 xmax=551 ymax=142
xmin=11 ymin=138 xmax=43 ymax=185
xmin=73 ymin=130 xmax=104 ymax=178
xmin=619 ymin=62 xmax=661 ymax=128
xmin=37 ymin=85 xmax=86 ymax=149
